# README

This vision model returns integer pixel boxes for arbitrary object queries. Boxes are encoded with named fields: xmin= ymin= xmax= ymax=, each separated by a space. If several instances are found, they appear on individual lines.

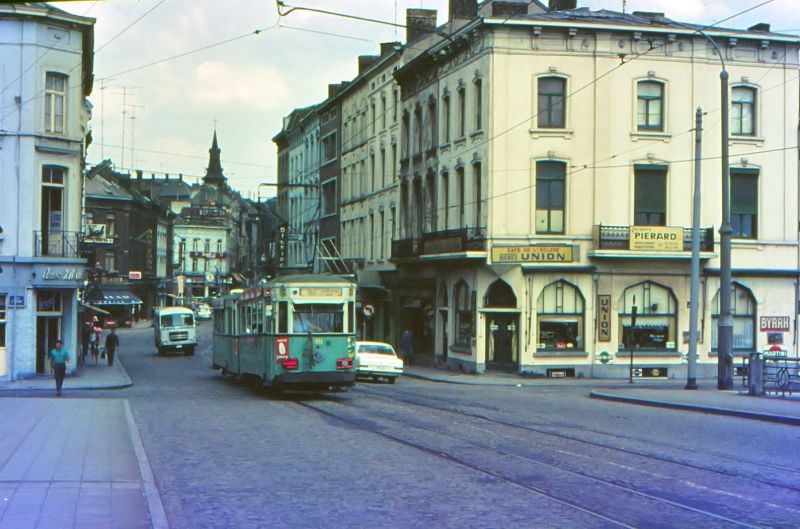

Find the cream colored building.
xmin=392 ymin=5 xmax=800 ymax=377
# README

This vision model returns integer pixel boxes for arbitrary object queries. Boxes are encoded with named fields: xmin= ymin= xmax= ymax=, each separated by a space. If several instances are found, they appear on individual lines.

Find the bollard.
xmin=748 ymin=352 xmax=765 ymax=396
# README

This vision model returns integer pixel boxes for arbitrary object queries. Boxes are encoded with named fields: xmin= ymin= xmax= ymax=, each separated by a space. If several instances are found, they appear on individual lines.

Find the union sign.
xmin=491 ymin=245 xmax=573 ymax=264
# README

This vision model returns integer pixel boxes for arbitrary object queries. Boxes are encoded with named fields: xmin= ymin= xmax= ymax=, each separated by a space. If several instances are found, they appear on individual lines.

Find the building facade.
xmin=0 ymin=4 xmax=94 ymax=380
xmin=393 ymin=2 xmax=799 ymax=376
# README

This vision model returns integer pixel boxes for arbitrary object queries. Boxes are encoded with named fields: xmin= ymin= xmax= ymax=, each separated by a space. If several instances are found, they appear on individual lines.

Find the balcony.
xmin=592 ymin=225 xmax=715 ymax=258
xmin=34 ymin=230 xmax=82 ymax=258
xmin=392 ymin=227 xmax=487 ymax=261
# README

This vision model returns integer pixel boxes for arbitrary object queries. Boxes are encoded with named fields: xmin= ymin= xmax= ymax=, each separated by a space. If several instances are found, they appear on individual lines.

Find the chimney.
xmin=380 ymin=41 xmax=401 ymax=57
xmin=136 ymin=169 xmax=143 ymax=180
xmin=406 ymin=8 xmax=438 ymax=43
xmin=748 ymin=22 xmax=771 ymax=32
xmin=548 ymin=0 xmax=577 ymax=11
xmin=450 ymin=0 xmax=477 ymax=20
xmin=492 ymin=2 xmax=529 ymax=16
xmin=151 ymin=173 xmax=155 ymax=180
xmin=358 ymin=55 xmax=379 ymax=75
xmin=178 ymin=173 xmax=183 ymax=182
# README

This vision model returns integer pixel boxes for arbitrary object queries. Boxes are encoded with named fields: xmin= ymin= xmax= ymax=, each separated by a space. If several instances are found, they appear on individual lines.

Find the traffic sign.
xmin=362 ymin=304 xmax=375 ymax=318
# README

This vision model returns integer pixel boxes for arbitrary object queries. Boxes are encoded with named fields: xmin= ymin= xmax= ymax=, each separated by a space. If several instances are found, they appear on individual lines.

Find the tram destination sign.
xmin=491 ymin=245 xmax=574 ymax=264
xmin=629 ymin=226 xmax=683 ymax=251
xmin=759 ymin=316 xmax=790 ymax=332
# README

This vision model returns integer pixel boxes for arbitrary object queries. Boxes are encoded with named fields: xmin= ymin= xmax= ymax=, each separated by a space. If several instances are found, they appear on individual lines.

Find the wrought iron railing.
xmin=392 ymin=227 xmax=487 ymax=259
xmin=34 ymin=230 xmax=82 ymax=258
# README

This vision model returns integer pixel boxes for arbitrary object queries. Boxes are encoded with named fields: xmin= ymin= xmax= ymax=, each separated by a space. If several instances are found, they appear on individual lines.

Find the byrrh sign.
xmin=759 ymin=316 xmax=791 ymax=332
xmin=629 ymin=226 xmax=683 ymax=251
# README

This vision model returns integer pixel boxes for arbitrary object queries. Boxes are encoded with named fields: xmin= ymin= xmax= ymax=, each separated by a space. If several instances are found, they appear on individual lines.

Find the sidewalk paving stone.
xmin=0 ymin=357 xmax=132 ymax=392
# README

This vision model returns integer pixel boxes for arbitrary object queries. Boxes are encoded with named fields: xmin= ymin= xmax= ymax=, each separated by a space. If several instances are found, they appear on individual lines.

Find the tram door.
xmin=486 ymin=314 xmax=518 ymax=372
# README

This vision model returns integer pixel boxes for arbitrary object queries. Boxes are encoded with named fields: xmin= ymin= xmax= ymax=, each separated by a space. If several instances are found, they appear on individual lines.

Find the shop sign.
xmin=760 ymin=316 xmax=790 ymax=332
xmin=597 ymin=295 xmax=611 ymax=341
xmin=277 ymin=224 xmax=289 ymax=267
xmin=129 ymin=271 xmax=142 ymax=280
xmin=629 ymin=226 xmax=683 ymax=251
xmin=8 ymin=295 xmax=25 ymax=309
xmin=491 ymin=245 xmax=573 ymax=264
xmin=41 ymin=267 xmax=84 ymax=281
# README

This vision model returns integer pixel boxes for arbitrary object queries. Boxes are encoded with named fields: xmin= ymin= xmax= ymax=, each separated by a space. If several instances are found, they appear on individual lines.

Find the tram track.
xmin=357 ymin=384 xmax=800 ymax=489
xmin=296 ymin=396 xmax=775 ymax=529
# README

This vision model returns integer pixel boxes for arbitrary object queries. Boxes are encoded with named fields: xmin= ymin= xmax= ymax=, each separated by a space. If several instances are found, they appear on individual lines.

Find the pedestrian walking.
xmin=105 ymin=328 xmax=119 ymax=366
xmin=400 ymin=328 xmax=414 ymax=366
xmin=81 ymin=321 xmax=92 ymax=361
xmin=49 ymin=340 xmax=70 ymax=397
xmin=88 ymin=325 xmax=99 ymax=364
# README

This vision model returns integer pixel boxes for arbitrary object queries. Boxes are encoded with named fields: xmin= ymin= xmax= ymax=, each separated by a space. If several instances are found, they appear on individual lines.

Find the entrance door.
xmin=36 ymin=317 xmax=61 ymax=374
xmin=486 ymin=313 xmax=518 ymax=371
xmin=439 ymin=310 xmax=448 ymax=364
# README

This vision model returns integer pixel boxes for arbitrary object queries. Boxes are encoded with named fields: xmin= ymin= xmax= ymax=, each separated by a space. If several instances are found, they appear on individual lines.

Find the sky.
xmin=56 ymin=0 xmax=800 ymax=199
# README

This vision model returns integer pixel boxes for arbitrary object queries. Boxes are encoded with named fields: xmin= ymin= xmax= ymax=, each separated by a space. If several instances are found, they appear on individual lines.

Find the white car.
xmin=355 ymin=341 xmax=404 ymax=383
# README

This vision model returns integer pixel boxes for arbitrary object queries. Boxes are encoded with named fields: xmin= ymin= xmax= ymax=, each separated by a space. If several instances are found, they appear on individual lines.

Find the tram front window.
xmin=292 ymin=303 xmax=344 ymax=333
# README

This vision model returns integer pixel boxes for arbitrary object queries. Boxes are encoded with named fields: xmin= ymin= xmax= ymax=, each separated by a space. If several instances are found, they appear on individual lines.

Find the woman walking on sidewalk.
xmin=49 ymin=340 xmax=70 ymax=397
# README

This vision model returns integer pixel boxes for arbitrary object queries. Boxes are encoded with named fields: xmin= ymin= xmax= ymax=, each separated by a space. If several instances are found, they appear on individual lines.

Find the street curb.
xmin=589 ymin=391 xmax=800 ymax=426
xmin=123 ymin=399 xmax=170 ymax=529
xmin=403 ymin=371 xmax=525 ymax=387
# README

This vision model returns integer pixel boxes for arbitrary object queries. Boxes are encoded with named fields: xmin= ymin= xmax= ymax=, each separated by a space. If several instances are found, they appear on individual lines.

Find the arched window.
xmin=454 ymin=280 xmax=473 ymax=346
xmin=537 ymin=281 xmax=584 ymax=351
xmin=712 ymin=283 xmax=756 ymax=352
xmin=637 ymin=80 xmax=664 ymax=131
xmin=620 ymin=281 xmax=677 ymax=351
xmin=484 ymin=279 xmax=516 ymax=308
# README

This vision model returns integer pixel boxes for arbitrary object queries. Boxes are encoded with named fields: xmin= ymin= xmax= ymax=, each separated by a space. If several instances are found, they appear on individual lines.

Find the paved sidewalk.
xmin=590 ymin=386 xmax=800 ymax=425
xmin=0 ymin=359 xmax=132 ymax=392
xmin=0 ymin=398 xmax=165 ymax=529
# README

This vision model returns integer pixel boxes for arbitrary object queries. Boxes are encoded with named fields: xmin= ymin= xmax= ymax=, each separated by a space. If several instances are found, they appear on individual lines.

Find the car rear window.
xmin=358 ymin=344 xmax=396 ymax=355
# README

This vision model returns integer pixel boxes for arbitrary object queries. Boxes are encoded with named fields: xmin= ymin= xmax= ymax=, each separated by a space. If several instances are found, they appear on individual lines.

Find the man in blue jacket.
xmin=49 ymin=340 xmax=70 ymax=396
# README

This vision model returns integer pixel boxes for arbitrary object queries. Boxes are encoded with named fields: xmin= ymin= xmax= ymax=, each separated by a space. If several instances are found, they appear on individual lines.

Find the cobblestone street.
xmin=115 ymin=324 xmax=800 ymax=528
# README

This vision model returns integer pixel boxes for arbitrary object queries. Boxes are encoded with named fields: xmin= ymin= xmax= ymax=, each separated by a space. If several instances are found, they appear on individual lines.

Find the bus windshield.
xmin=292 ymin=303 xmax=343 ymax=333
xmin=160 ymin=313 xmax=194 ymax=328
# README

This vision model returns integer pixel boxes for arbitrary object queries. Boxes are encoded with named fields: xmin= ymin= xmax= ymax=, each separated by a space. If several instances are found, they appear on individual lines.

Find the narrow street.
xmin=101 ymin=324 xmax=800 ymax=529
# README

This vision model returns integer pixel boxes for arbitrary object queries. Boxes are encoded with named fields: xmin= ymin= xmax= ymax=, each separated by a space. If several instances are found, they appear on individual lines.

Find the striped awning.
xmin=96 ymin=290 xmax=143 ymax=306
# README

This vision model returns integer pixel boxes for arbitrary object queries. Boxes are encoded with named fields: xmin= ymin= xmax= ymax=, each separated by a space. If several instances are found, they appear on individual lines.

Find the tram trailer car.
xmin=212 ymin=275 xmax=357 ymax=391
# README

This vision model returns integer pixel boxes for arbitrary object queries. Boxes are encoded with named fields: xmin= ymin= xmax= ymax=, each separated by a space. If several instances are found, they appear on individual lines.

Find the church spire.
xmin=203 ymin=130 xmax=226 ymax=187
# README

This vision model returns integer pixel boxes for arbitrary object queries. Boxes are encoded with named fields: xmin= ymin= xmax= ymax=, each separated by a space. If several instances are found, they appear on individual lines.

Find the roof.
xmin=85 ymin=173 xmax=133 ymax=201
xmin=486 ymin=8 xmax=799 ymax=40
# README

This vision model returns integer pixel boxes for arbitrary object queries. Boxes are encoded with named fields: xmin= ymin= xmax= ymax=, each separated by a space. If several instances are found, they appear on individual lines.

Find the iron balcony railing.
xmin=594 ymin=225 xmax=715 ymax=252
xmin=34 ymin=230 xmax=82 ymax=258
xmin=392 ymin=227 xmax=487 ymax=260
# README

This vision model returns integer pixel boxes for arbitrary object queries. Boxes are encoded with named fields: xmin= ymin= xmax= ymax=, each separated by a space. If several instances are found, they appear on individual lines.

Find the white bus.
xmin=154 ymin=307 xmax=197 ymax=355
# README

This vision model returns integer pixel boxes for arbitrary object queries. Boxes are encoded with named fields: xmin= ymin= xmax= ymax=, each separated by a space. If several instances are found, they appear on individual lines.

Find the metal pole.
xmin=687 ymin=107 xmax=703 ymax=390
xmin=718 ymin=69 xmax=734 ymax=390
xmin=628 ymin=299 xmax=637 ymax=384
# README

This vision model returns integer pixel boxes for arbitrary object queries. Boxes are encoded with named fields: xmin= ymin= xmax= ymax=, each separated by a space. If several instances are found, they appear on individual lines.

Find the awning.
xmin=95 ymin=290 xmax=143 ymax=306
xmin=79 ymin=303 xmax=111 ymax=315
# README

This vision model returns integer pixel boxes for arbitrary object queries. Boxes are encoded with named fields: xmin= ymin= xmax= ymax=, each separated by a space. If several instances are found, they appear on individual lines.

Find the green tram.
xmin=212 ymin=274 xmax=358 ymax=391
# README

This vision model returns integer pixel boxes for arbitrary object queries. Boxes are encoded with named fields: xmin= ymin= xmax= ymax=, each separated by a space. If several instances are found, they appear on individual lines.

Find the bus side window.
xmin=277 ymin=301 xmax=288 ymax=334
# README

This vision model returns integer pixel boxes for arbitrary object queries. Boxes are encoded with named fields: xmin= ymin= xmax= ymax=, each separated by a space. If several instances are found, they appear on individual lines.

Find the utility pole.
xmin=128 ymin=104 xmax=144 ymax=169
xmin=99 ymin=78 xmax=114 ymax=160
xmin=687 ymin=108 xmax=703 ymax=390
xmin=718 ymin=68 xmax=734 ymax=390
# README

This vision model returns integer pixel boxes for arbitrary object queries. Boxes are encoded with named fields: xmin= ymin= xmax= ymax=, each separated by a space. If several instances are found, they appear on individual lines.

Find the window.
xmin=474 ymin=162 xmax=483 ymax=228
xmin=390 ymin=205 xmax=396 ymax=240
xmin=619 ymin=281 xmax=677 ymax=352
xmin=537 ymin=281 xmax=584 ymax=351
xmin=322 ymin=181 xmax=336 ymax=216
xmin=393 ymin=90 xmax=399 ymax=123
xmin=535 ymin=161 xmax=565 ymax=234
xmin=381 ymin=95 xmax=387 ymax=129
xmin=474 ymin=78 xmax=483 ymax=131
xmin=391 ymin=144 xmax=397 ymax=182
xmin=106 ymin=213 xmax=116 ymax=237
xmin=192 ymin=238 xmax=199 ymax=251
xmin=45 ymin=72 xmax=67 ymax=133
xmin=292 ymin=303 xmax=344 ymax=333
xmin=402 ymin=112 xmax=410 ymax=158
xmin=0 ymin=294 xmax=6 ymax=347
xmin=379 ymin=210 xmax=385 ymax=260
xmin=322 ymin=133 xmax=336 ymax=162
xmin=379 ymin=148 xmax=386 ymax=188
xmin=732 ymin=86 xmax=756 ymax=136
xmin=457 ymin=87 xmax=466 ymax=137
xmin=712 ymin=283 xmax=756 ymax=353
xmin=440 ymin=171 xmax=450 ymax=229
xmin=634 ymin=166 xmax=667 ymax=226
xmin=370 ymin=154 xmax=376 ymax=192
xmin=204 ymin=239 xmax=210 ymax=253
xmin=103 ymin=251 xmax=116 ymax=272
xmin=371 ymin=101 xmax=376 ymax=134
xmin=454 ymin=281 xmax=473 ymax=346
xmin=217 ymin=239 xmax=223 ymax=253
xmin=637 ymin=81 xmax=664 ymax=131
xmin=425 ymin=173 xmax=436 ymax=231
xmin=442 ymin=94 xmax=451 ymax=142
xmin=731 ymin=169 xmax=758 ymax=238
xmin=414 ymin=105 xmax=423 ymax=154
xmin=456 ymin=167 xmax=465 ymax=227
xmin=369 ymin=212 xmax=375 ymax=260
xmin=537 ymin=77 xmax=565 ymax=129
xmin=41 ymin=166 xmax=65 ymax=255
xmin=427 ymin=98 xmax=437 ymax=149
xmin=36 ymin=291 xmax=62 ymax=312
xmin=192 ymin=258 xmax=198 ymax=272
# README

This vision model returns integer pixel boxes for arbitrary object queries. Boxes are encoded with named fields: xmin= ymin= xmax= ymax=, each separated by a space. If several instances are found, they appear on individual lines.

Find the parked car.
xmin=354 ymin=341 xmax=404 ymax=383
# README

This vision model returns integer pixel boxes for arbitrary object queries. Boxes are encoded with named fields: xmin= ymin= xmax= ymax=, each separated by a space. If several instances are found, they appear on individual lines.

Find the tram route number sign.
xmin=363 ymin=304 xmax=375 ymax=318
xmin=275 ymin=336 xmax=289 ymax=360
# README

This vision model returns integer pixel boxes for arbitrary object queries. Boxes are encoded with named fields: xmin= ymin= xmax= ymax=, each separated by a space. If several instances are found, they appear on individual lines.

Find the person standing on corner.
xmin=105 ymin=328 xmax=119 ymax=366
xmin=400 ymin=327 xmax=414 ymax=366
xmin=49 ymin=340 xmax=70 ymax=397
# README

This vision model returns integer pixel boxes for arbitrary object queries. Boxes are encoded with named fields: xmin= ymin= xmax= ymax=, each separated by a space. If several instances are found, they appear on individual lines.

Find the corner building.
xmin=392 ymin=3 xmax=800 ymax=376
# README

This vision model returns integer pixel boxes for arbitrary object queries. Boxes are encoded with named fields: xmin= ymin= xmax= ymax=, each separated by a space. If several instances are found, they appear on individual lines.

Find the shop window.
xmin=619 ymin=281 xmax=677 ymax=351
xmin=731 ymin=169 xmax=758 ymax=239
xmin=535 ymin=161 xmax=565 ymax=234
xmin=454 ymin=281 xmax=473 ymax=346
xmin=711 ymin=283 xmax=756 ymax=352
xmin=0 ymin=294 xmax=6 ymax=347
xmin=36 ymin=291 xmax=63 ymax=312
xmin=537 ymin=281 xmax=584 ymax=351
xmin=634 ymin=166 xmax=667 ymax=226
